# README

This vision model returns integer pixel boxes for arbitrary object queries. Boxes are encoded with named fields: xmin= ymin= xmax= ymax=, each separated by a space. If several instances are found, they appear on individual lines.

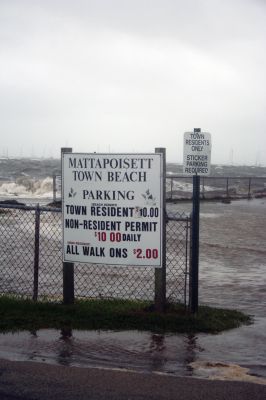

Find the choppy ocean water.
xmin=0 ymin=157 xmax=60 ymax=201
xmin=0 ymin=157 xmax=266 ymax=202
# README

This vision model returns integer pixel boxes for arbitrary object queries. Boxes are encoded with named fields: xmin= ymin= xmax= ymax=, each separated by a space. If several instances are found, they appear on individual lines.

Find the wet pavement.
xmin=1 ymin=358 xmax=266 ymax=400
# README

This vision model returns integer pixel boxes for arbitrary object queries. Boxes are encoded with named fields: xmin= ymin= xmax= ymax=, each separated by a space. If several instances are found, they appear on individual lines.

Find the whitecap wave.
xmin=0 ymin=177 xmax=54 ymax=199
xmin=166 ymin=179 xmax=216 ymax=193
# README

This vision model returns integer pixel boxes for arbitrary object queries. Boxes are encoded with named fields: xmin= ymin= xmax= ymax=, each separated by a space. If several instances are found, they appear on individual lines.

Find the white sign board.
xmin=183 ymin=131 xmax=212 ymax=175
xmin=62 ymin=153 xmax=163 ymax=267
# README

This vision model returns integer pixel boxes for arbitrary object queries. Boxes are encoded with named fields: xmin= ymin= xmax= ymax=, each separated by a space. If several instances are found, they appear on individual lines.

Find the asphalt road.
xmin=0 ymin=359 xmax=266 ymax=400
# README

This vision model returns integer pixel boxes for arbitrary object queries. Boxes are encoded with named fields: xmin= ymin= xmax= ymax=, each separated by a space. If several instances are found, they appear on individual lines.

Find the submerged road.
xmin=0 ymin=359 xmax=265 ymax=400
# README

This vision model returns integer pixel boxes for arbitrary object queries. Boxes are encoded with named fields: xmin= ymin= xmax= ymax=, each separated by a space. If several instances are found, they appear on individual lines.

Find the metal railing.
xmin=166 ymin=175 xmax=266 ymax=201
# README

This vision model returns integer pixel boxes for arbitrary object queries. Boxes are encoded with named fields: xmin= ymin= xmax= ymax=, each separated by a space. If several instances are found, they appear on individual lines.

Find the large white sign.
xmin=183 ymin=131 xmax=212 ymax=175
xmin=62 ymin=153 xmax=163 ymax=266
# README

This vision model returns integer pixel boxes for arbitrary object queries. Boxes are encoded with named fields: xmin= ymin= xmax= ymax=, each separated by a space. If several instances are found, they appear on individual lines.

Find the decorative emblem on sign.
xmin=68 ymin=188 xmax=77 ymax=198
xmin=141 ymin=189 xmax=156 ymax=205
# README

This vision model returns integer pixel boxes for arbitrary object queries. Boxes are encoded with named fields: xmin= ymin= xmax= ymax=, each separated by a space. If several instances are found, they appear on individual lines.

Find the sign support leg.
xmin=61 ymin=147 xmax=75 ymax=305
xmin=155 ymin=147 xmax=166 ymax=312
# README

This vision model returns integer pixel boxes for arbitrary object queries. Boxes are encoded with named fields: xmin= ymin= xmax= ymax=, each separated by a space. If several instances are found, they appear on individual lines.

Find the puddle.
xmin=0 ymin=323 xmax=265 ymax=384
xmin=0 ymin=329 xmax=195 ymax=375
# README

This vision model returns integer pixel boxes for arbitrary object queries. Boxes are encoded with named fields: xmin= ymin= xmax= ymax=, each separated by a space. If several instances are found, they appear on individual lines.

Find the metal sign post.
xmin=183 ymin=128 xmax=212 ymax=313
xmin=191 ymin=174 xmax=200 ymax=313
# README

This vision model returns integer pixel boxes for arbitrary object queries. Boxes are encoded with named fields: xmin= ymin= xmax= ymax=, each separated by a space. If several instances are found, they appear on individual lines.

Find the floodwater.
xmin=0 ymin=198 xmax=266 ymax=382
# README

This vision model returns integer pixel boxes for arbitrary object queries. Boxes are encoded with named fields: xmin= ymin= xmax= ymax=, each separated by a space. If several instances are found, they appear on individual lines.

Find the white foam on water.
xmin=166 ymin=179 xmax=217 ymax=193
xmin=190 ymin=361 xmax=266 ymax=385
xmin=0 ymin=177 xmax=53 ymax=199
xmin=200 ymin=213 xmax=223 ymax=219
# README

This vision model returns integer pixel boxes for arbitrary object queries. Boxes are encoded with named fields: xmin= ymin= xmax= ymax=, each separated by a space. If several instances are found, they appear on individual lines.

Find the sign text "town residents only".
xmin=62 ymin=153 xmax=163 ymax=267
xmin=183 ymin=131 xmax=212 ymax=175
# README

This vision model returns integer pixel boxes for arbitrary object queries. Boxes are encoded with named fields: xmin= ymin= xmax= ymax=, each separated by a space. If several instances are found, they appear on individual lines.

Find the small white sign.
xmin=183 ymin=131 xmax=212 ymax=175
xmin=62 ymin=153 xmax=163 ymax=267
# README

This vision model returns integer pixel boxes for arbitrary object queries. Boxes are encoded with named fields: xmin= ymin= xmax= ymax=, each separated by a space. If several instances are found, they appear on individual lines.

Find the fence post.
xmin=154 ymin=147 xmax=166 ymax=312
xmin=248 ymin=178 xmax=252 ymax=199
xmin=202 ymin=177 xmax=205 ymax=199
xmin=170 ymin=177 xmax=173 ymax=200
xmin=61 ymin=147 xmax=75 ymax=304
xmin=226 ymin=178 xmax=229 ymax=198
xmin=53 ymin=174 xmax=56 ymax=203
xmin=33 ymin=203 xmax=40 ymax=301
xmin=190 ymin=175 xmax=200 ymax=313
xmin=184 ymin=216 xmax=190 ymax=306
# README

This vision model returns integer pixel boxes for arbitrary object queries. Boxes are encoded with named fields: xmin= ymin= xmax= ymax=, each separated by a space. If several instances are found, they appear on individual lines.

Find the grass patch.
xmin=0 ymin=296 xmax=252 ymax=334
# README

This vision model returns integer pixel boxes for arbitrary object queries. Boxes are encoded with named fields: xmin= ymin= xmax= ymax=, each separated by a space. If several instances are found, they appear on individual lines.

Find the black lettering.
xmin=65 ymin=219 xmax=79 ymax=229
xmin=82 ymin=246 xmax=105 ymax=257
xmin=109 ymin=248 xmax=128 ymax=258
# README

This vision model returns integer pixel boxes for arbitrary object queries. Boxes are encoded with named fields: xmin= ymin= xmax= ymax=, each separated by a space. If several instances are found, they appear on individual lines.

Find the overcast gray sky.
xmin=0 ymin=0 xmax=265 ymax=164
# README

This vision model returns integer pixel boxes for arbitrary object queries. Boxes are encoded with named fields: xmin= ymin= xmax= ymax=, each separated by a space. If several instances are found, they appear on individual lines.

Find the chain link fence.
xmin=0 ymin=204 xmax=191 ymax=305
